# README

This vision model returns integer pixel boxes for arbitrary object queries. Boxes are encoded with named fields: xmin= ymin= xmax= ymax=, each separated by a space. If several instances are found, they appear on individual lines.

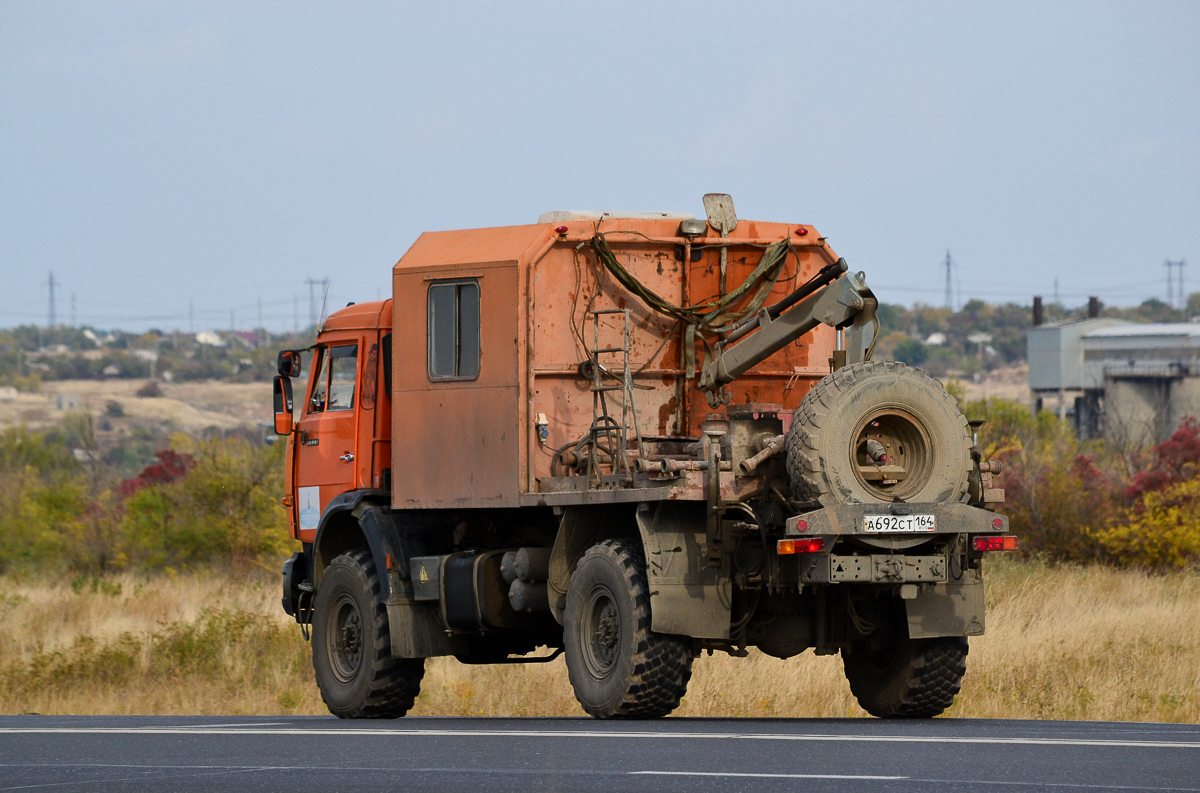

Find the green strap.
xmin=591 ymin=233 xmax=792 ymax=377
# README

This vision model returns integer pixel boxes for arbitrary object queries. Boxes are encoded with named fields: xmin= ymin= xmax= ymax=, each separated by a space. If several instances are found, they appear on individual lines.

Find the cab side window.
xmin=308 ymin=347 xmax=328 ymax=413
xmin=428 ymin=280 xmax=480 ymax=380
xmin=327 ymin=345 xmax=358 ymax=411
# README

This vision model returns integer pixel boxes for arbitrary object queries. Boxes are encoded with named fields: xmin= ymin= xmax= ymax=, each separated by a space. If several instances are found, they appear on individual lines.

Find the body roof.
xmin=394 ymin=224 xmax=548 ymax=272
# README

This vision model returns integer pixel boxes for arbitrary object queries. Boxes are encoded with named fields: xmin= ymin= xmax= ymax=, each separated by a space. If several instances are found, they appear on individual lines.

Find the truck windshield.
xmin=327 ymin=344 xmax=358 ymax=411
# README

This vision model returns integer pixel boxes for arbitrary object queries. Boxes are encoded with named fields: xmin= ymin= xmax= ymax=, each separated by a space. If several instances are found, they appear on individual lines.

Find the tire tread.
xmin=845 ymin=636 xmax=968 ymax=718
xmin=567 ymin=539 xmax=693 ymax=719
xmin=315 ymin=549 xmax=424 ymax=719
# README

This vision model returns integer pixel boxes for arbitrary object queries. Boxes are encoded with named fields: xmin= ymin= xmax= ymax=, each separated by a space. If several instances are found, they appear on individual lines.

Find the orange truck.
xmin=273 ymin=195 xmax=1011 ymax=720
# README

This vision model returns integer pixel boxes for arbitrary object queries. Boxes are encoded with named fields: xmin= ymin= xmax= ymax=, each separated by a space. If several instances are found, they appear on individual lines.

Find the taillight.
xmin=778 ymin=538 xmax=824 ymax=555
xmin=973 ymin=535 xmax=1019 ymax=552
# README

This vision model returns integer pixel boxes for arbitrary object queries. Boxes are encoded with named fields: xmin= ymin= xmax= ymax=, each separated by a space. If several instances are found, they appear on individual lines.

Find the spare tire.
xmin=786 ymin=361 xmax=971 ymax=507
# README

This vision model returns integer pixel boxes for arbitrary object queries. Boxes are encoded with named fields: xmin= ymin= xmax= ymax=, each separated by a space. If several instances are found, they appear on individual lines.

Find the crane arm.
xmin=697 ymin=268 xmax=879 ymax=404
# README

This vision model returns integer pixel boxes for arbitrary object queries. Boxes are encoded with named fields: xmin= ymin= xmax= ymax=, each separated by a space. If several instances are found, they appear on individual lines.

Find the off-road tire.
xmin=564 ymin=538 xmax=693 ymax=719
xmin=843 ymin=633 xmax=968 ymax=718
xmin=786 ymin=361 xmax=972 ymax=506
xmin=312 ymin=549 xmax=425 ymax=718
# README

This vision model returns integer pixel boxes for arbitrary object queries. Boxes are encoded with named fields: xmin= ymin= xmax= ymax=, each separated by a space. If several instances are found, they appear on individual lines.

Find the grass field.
xmin=2 ymin=558 xmax=1197 ymax=722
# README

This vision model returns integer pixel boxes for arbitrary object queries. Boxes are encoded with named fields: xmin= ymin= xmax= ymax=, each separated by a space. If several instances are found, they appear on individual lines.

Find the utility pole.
xmin=189 ymin=299 xmax=195 ymax=334
xmin=70 ymin=292 xmax=76 ymax=328
xmin=294 ymin=295 xmax=299 ymax=334
xmin=1165 ymin=259 xmax=1186 ymax=311
xmin=943 ymin=251 xmax=953 ymax=310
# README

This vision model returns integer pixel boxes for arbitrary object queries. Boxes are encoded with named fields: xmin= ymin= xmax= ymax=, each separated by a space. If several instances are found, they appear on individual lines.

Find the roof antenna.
xmin=317 ymin=281 xmax=330 ymax=332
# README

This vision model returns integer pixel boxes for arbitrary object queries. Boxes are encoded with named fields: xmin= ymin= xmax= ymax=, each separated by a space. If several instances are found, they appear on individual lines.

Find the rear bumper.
xmin=784 ymin=501 xmax=1006 ymax=538
xmin=781 ymin=502 xmax=1007 ymax=586
xmin=778 ymin=502 xmax=999 ymax=637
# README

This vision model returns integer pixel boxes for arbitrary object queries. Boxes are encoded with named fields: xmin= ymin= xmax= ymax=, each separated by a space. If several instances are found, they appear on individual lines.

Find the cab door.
xmin=294 ymin=339 xmax=360 ymax=541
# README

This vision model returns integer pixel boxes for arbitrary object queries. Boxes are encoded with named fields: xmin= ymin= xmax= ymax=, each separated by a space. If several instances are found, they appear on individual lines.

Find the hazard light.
xmin=778 ymin=538 xmax=824 ymax=554
xmin=973 ymin=535 xmax=1019 ymax=552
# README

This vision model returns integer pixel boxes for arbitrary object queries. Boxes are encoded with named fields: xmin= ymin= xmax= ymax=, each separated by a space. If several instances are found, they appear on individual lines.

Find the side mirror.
xmin=273 ymin=375 xmax=294 ymax=435
xmin=277 ymin=350 xmax=302 ymax=378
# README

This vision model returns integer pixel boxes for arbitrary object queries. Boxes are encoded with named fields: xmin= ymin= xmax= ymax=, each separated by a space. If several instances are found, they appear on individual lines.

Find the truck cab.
xmin=282 ymin=301 xmax=391 ymax=545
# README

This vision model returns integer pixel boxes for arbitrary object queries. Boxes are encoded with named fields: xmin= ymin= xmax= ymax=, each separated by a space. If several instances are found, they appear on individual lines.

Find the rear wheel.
xmin=564 ymin=539 xmax=693 ymax=719
xmin=312 ymin=549 xmax=425 ymax=718
xmin=843 ymin=625 xmax=968 ymax=718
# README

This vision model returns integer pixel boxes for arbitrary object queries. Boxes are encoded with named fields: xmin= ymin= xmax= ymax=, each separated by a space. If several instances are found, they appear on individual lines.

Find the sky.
xmin=1 ymin=1 xmax=1197 ymax=333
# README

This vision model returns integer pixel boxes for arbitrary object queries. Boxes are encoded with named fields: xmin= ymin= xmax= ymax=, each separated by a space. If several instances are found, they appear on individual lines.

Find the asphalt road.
xmin=1 ymin=716 xmax=1198 ymax=792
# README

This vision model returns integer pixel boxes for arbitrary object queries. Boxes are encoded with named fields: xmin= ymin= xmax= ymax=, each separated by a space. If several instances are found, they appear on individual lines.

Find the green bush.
xmin=0 ymin=423 xmax=292 ymax=574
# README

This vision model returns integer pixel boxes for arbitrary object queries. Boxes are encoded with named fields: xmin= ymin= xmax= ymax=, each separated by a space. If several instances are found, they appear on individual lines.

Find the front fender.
xmin=312 ymin=490 xmax=402 ymax=602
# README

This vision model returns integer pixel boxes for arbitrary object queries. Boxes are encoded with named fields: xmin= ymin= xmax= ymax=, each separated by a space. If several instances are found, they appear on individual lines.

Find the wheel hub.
xmin=329 ymin=594 xmax=364 ymax=683
xmin=851 ymin=406 xmax=934 ymax=501
xmin=582 ymin=586 xmax=621 ymax=678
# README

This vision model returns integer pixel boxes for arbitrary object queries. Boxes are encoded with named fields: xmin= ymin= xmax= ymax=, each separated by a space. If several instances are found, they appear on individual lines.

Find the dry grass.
xmin=2 ymin=559 xmax=1197 ymax=721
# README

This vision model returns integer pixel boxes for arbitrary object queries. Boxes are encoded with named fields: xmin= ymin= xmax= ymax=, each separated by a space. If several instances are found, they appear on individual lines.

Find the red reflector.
xmin=554 ymin=225 xmax=568 ymax=234
xmin=992 ymin=517 xmax=1004 ymax=529
xmin=795 ymin=228 xmax=809 ymax=236
xmin=973 ymin=535 xmax=1019 ymax=552
xmin=794 ymin=519 xmax=808 ymax=533
xmin=778 ymin=538 xmax=823 ymax=555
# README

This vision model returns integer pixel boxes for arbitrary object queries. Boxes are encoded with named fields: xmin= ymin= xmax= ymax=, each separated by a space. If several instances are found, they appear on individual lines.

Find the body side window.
xmin=428 ymin=280 xmax=480 ymax=381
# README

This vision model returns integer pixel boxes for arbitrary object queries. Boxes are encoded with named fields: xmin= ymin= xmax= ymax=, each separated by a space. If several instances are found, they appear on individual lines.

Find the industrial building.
xmin=1028 ymin=304 xmax=1200 ymax=445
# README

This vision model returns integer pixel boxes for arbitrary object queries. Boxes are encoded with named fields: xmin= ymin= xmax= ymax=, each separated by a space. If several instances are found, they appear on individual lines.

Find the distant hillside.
xmin=0 ymin=325 xmax=315 ymax=392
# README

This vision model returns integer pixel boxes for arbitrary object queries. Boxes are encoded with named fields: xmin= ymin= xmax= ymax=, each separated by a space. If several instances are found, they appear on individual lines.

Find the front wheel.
xmin=843 ymin=628 xmax=968 ymax=718
xmin=312 ymin=549 xmax=425 ymax=718
xmin=563 ymin=539 xmax=693 ymax=719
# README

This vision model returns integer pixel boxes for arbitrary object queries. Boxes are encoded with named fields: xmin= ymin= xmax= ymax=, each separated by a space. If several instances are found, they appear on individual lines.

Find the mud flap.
xmin=387 ymin=602 xmax=463 ymax=658
xmin=905 ymin=569 xmax=985 ymax=639
xmin=636 ymin=501 xmax=732 ymax=639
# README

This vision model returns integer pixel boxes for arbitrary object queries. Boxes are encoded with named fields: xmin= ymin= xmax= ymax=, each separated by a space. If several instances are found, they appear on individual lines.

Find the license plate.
xmin=863 ymin=514 xmax=936 ymax=533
